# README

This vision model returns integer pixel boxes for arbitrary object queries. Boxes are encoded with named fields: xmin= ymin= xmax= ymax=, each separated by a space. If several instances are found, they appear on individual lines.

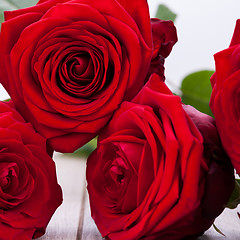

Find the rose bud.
xmin=145 ymin=19 xmax=178 ymax=82
xmin=86 ymin=74 xmax=234 ymax=240
xmin=0 ymin=101 xmax=62 ymax=240
xmin=210 ymin=19 xmax=240 ymax=175
xmin=0 ymin=0 xmax=152 ymax=153
xmin=183 ymin=105 xmax=234 ymax=220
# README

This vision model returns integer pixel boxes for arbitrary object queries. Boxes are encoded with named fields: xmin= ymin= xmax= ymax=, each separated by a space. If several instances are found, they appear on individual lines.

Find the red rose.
xmin=0 ymin=101 xmax=62 ymax=240
xmin=145 ymin=19 xmax=177 ymax=82
xmin=210 ymin=19 xmax=240 ymax=175
xmin=87 ymin=74 xmax=234 ymax=240
xmin=0 ymin=0 xmax=152 ymax=153
xmin=183 ymin=105 xmax=234 ymax=221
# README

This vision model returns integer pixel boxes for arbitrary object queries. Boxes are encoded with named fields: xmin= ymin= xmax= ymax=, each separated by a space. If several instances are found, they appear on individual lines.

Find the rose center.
xmin=109 ymin=165 xmax=126 ymax=185
xmin=107 ymin=157 xmax=130 ymax=188
xmin=0 ymin=176 xmax=10 ymax=190
xmin=0 ymin=163 xmax=17 ymax=192
xmin=66 ymin=53 xmax=94 ymax=83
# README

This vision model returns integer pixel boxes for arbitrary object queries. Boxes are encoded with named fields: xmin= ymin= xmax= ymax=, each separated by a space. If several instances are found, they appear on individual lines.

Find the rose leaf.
xmin=213 ymin=223 xmax=226 ymax=237
xmin=64 ymin=137 xmax=97 ymax=158
xmin=226 ymin=179 xmax=240 ymax=209
xmin=181 ymin=70 xmax=214 ymax=117
xmin=155 ymin=4 xmax=177 ymax=22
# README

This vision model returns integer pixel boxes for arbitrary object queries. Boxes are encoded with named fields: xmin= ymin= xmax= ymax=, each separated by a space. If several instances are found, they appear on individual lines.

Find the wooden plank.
xmin=81 ymin=189 xmax=103 ymax=240
xmin=76 ymin=158 xmax=103 ymax=240
xmin=39 ymin=153 xmax=87 ymax=240
xmin=198 ymin=207 xmax=240 ymax=240
xmin=82 ymin=191 xmax=240 ymax=240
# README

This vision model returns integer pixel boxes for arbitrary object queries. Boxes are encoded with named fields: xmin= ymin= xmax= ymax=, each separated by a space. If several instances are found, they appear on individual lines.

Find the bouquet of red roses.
xmin=0 ymin=0 xmax=239 ymax=239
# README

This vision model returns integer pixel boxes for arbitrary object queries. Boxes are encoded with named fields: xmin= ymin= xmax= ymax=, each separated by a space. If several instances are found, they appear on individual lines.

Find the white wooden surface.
xmin=38 ymin=153 xmax=240 ymax=240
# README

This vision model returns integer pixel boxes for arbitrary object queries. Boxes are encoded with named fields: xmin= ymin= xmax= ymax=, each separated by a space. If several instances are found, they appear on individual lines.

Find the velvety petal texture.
xmin=210 ymin=19 xmax=240 ymax=175
xmin=0 ymin=101 xmax=62 ymax=240
xmin=0 ymin=0 xmax=152 ymax=153
xmin=145 ymin=19 xmax=177 ymax=82
xmin=87 ymin=74 xmax=234 ymax=240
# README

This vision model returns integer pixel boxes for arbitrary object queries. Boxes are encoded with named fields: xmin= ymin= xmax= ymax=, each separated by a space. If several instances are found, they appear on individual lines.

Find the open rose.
xmin=210 ymin=19 xmax=240 ymax=175
xmin=0 ymin=0 xmax=152 ymax=153
xmin=87 ymin=74 xmax=234 ymax=240
xmin=0 ymin=101 xmax=62 ymax=240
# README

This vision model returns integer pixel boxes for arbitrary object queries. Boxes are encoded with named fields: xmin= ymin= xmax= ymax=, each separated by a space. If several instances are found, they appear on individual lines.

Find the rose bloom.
xmin=87 ymin=74 xmax=234 ymax=240
xmin=0 ymin=101 xmax=62 ymax=240
xmin=146 ymin=18 xmax=177 ymax=82
xmin=0 ymin=0 xmax=153 ymax=153
xmin=210 ymin=19 xmax=240 ymax=175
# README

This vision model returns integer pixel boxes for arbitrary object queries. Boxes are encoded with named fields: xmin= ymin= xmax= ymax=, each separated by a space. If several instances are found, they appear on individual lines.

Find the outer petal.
xmin=230 ymin=19 xmax=240 ymax=47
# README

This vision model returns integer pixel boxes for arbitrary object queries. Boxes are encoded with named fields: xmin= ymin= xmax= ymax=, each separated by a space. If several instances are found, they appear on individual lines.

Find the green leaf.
xmin=64 ymin=137 xmax=97 ymax=158
xmin=213 ymin=223 xmax=225 ymax=237
xmin=155 ymin=4 xmax=177 ymax=22
xmin=226 ymin=179 xmax=240 ymax=209
xmin=181 ymin=70 xmax=214 ymax=116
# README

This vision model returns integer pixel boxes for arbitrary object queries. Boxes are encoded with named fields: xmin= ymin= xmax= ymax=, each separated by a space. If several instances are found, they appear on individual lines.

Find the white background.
xmin=1 ymin=0 xmax=240 ymax=98
xmin=148 ymin=0 xmax=240 ymax=92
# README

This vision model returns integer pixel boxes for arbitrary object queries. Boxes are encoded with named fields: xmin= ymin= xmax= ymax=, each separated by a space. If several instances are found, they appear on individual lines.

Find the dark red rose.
xmin=0 ymin=0 xmax=152 ymax=153
xmin=0 ymin=101 xmax=62 ymax=240
xmin=210 ymin=19 xmax=240 ymax=175
xmin=146 ymin=19 xmax=177 ymax=82
xmin=86 ymin=74 xmax=234 ymax=240
xmin=183 ymin=105 xmax=234 ymax=220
